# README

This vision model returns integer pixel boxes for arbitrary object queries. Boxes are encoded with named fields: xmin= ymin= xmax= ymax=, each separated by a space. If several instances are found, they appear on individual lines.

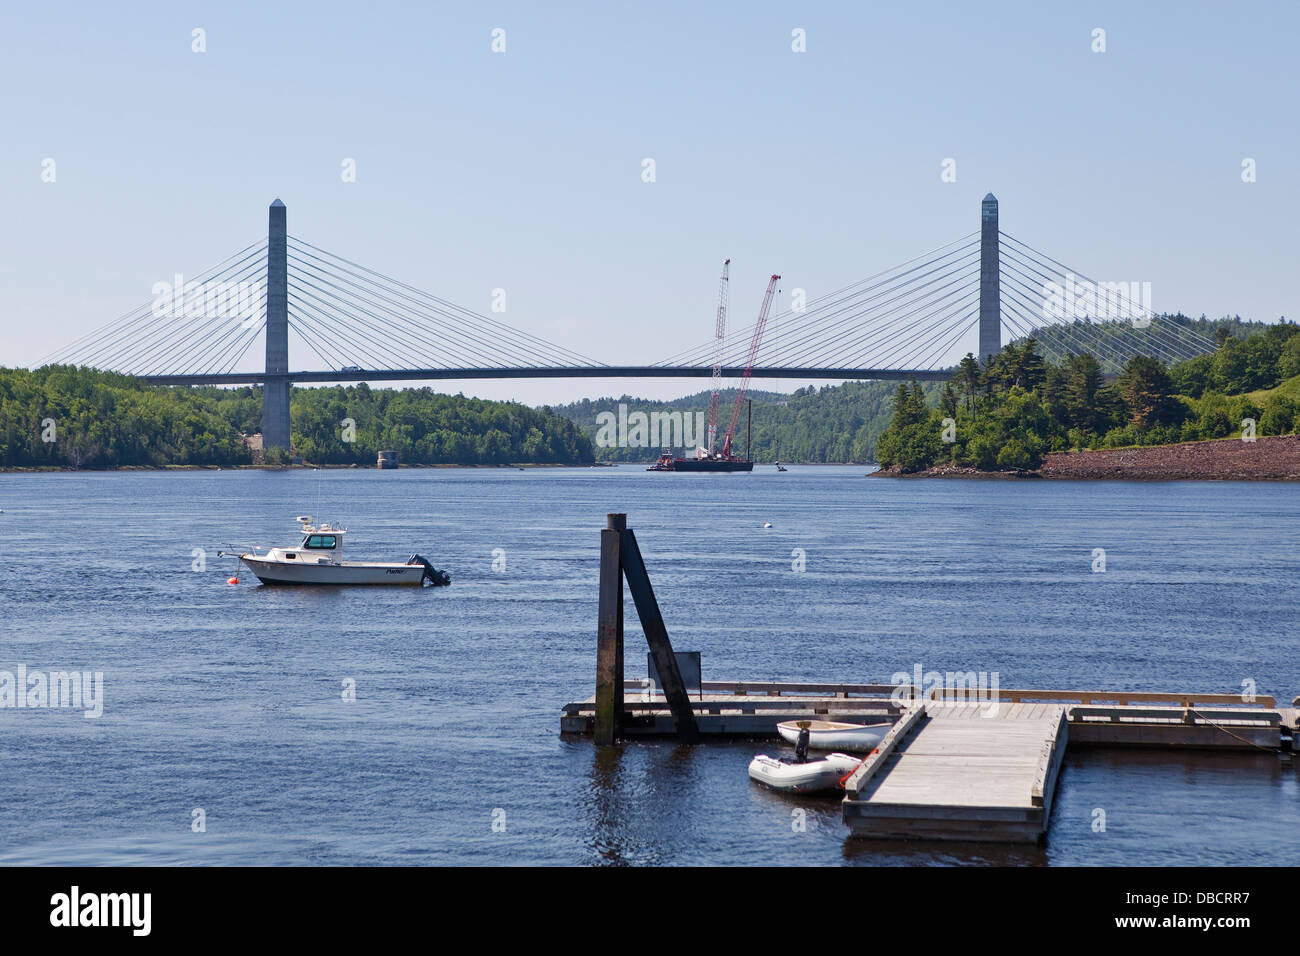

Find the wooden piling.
xmin=619 ymin=526 xmax=699 ymax=742
xmin=594 ymin=514 xmax=625 ymax=744
xmin=593 ymin=513 xmax=698 ymax=745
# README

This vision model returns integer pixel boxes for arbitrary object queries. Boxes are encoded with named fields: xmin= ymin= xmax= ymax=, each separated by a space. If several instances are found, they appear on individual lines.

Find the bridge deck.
xmin=139 ymin=365 xmax=953 ymax=387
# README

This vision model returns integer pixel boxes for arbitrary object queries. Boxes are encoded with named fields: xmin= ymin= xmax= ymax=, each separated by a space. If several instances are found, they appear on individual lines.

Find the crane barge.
xmin=648 ymin=271 xmax=779 ymax=472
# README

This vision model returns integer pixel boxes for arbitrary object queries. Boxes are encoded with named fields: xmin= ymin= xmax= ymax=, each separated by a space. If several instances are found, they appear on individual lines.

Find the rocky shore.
xmin=874 ymin=435 xmax=1300 ymax=480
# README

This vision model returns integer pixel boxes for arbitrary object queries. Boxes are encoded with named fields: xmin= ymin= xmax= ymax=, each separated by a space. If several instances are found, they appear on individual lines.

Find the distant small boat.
xmin=775 ymin=460 xmax=787 ymax=472
xmin=220 ymin=516 xmax=450 ymax=587
xmin=777 ymin=720 xmax=889 ymax=753
xmin=748 ymin=752 xmax=861 ymax=793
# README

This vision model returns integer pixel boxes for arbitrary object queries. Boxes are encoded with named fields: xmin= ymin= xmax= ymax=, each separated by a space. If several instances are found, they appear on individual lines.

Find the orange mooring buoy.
xmin=227 ymin=576 xmax=239 ymax=585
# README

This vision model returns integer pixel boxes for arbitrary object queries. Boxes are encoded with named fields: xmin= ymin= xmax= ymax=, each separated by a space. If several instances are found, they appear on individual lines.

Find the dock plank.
xmin=843 ymin=704 xmax=1066 ymax=843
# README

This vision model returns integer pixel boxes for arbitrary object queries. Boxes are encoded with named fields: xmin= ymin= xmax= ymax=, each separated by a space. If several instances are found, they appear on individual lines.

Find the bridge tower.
xmin=978 ymin=192 xmax=1001 ymax=363
xmin=262 ymin=198 xmax=291 ymax=450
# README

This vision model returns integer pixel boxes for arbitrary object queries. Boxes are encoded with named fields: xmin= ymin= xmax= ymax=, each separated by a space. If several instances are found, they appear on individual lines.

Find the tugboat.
xmin=220 ymin=517 xmax=450 ymax=586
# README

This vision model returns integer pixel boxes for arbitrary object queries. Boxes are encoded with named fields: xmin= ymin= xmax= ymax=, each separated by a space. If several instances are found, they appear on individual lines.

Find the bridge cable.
xmin=999 ymin=231 xmax=1220 ymax=353
xmin=85 ymin=250 xmax=268 ymax=373
xmin=687 ymin=245 xmax=981 ymax=370
xmin=286 ymin=278 xmax=476 ymax=369
xmin=99 ymin=253 xmax=269 ymax=375
xmin=285 ymin=253 xmax=555 ymax=369
xmin=37 ymin=237 xmax=267 ymax=368
xmin=998 ymin=251 xmax=1195 ymax=367
xmin=772 ymin=255 xmax=981 ymax=368
xmin=112 ymin=254 xmax=270 ymax=375
xmin=997 ymin=249 xmax=1195 ymax=365
xmin=288 ymin=252 xmax=554 ymax=368
xmin=651 ymin=237 xmax=980 ymax=369
xmin=287 ymin=237 xmax=605 ymax=368
xmin=287 ymin=284 xmax=446 ymax=370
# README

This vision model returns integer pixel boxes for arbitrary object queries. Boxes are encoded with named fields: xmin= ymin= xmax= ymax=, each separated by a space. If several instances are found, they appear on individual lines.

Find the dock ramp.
xmin=842 ymin=701 xmax=1069 ymax=843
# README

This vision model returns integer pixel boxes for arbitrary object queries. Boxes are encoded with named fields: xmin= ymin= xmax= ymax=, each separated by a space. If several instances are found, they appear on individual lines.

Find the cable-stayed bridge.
xmin=41 ymin=195 xmax=1219 ymax=449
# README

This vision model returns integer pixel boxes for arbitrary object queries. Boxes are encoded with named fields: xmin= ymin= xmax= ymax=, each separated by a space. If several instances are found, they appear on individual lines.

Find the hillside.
xmin=548 ymin=381 xmax=942 ymax=463
xmin=874 ymin=320 xmax=1300 ymax=475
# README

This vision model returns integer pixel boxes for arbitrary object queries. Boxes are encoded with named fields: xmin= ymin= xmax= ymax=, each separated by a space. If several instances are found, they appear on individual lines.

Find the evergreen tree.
xmin=1064 ymin=354 xmax=1104 ymax=432
xmin=939 ymin=381 xmax=959 ymax=419
xmin=957 ymin=354 xmax=980 ymax=414
xmin=1117 ymin=355 xmax=1181 ymax=429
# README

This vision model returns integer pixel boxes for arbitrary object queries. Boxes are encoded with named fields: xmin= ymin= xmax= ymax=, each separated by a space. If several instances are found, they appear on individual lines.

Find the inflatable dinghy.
xmin=747 ymin=752 xmax=861 ymax=793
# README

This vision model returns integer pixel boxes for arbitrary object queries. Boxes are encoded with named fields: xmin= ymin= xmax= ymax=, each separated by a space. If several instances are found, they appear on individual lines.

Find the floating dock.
xmin=569 ymin=513 xmax=1298 ymax=844
xmin=562 ymin=679 xmax=1290 ymax=751
xmin=563 ymin=681 xmax=1293 ymax=843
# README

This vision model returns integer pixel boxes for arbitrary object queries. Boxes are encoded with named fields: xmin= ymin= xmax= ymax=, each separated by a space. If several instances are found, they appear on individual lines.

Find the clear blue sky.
xmin=3 ymin=1 xmax=1296 ymax=404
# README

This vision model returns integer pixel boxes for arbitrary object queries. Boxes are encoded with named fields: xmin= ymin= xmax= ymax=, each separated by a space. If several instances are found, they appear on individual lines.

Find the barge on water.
xmin=647 ymin=399 xmax=756 ymax=472
xmin=649 ymin=268 xmax=778 ymax=473
xmin=647 ymin=451 xmax=753 ymax=472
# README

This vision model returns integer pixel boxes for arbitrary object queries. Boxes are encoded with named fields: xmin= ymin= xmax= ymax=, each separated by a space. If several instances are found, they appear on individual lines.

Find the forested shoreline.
xmin=8 ymin=317 xmax=1295 ymax=474
xmin=0 ymin=368 xmax=593 ymax=469
xmin=876 ymin=321 xmax=1300 ymax=474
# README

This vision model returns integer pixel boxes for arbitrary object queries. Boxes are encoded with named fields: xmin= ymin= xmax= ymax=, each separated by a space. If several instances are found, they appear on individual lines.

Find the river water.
xmin=0 ymin=466 xmax=1296 ymax=865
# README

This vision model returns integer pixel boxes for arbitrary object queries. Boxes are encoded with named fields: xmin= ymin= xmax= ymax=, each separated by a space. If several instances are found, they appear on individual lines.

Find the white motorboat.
xmin=747 ymin=752 xmax=862 ymax=793
xmin=221 ymin=517 xmax=450 ymax=587
xmin=776 ymin=719 xmax=889 ymax=753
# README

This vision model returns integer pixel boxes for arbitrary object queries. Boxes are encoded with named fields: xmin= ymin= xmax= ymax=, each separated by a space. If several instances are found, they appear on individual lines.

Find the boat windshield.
xmin=303 ymin=534 xmax=338 ymax=549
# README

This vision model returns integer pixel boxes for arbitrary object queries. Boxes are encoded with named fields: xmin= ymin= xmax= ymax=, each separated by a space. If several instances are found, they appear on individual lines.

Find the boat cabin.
xmin=263 ymin=516 xmax=347 ymax=566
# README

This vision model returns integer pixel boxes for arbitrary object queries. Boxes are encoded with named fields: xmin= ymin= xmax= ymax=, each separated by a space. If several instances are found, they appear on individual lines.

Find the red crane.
xmin=720 ymin=274 xmax=780 ymax=459
xmin=705 ymin=259 xmax=730 ymax=453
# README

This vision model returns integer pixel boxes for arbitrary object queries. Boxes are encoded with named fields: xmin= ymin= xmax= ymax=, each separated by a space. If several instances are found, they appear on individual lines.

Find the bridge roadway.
xmin=140 ymin=365 xmax=953 ymax=387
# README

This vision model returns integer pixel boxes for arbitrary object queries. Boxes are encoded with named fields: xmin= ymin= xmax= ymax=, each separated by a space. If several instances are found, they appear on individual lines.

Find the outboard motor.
xmin=795 ymin=724 xmax=810 ymax=764
xmin=406 ymin=554 xmax=451 ymax=587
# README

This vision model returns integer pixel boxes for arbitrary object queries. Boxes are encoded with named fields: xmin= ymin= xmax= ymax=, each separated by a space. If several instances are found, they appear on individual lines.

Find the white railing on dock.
xmin=627 ymin=677 xmax=917 ymax=702
xmin=1070 ymin=706 xmax=1280 ymax=726
xmin=624 ymin=679 xmax=1276 ymax=709
xmin=925 ymin=687 xmax=1276 ymax=708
